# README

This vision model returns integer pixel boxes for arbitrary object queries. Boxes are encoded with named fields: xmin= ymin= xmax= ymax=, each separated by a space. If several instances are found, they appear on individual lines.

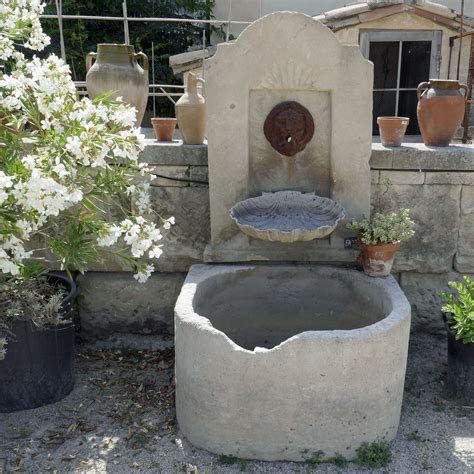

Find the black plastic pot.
xmin=443 ymin=313 xmax=474 ymax=404
xmin=0 ymin=274 xmax=76 ymax=413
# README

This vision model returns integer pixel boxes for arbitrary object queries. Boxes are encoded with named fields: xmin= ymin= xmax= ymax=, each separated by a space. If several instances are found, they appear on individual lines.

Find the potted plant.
xmin=0 ymin=1 xmax=173 ymax=412
xmin=347 ymin=209 xmax=415 ymax=277
xmin=377 ymin=116 xmax=409 ymax=147
xmin=441 ymin=276 xmax=474 ymax=404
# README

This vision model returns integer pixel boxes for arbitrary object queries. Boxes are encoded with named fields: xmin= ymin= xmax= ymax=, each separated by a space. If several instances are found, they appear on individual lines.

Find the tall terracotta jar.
xmin=86 ymin=44 xmax=149 ymax=127
xmin=175 ymin=72 xmax=206 ymax=144
xmin=417 ymin=79 xmax=467 ymax=147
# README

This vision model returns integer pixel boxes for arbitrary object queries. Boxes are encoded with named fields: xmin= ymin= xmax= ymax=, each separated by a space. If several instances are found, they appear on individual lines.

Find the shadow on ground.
xmin=0 ymin=330 xmax=473 ymax=473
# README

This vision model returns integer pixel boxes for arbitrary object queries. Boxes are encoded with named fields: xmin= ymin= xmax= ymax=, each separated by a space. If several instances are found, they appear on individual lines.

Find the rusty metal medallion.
xmin=263 ymin=101 xmax=315 ymax=156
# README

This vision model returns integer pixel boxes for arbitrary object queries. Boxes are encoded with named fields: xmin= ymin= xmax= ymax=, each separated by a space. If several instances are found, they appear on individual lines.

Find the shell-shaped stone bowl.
xmin=229 ymin=191 xmax=345 ymax=242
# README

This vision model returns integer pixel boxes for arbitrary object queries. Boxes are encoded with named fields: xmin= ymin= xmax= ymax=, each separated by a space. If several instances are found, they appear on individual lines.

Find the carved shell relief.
xmin=263 ymin=101 xmax=315 ymax=156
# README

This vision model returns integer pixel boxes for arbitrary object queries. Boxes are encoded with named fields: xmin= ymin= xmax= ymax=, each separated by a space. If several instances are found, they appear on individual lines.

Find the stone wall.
xmin=78 ymin=140 xmax=474 ymax=340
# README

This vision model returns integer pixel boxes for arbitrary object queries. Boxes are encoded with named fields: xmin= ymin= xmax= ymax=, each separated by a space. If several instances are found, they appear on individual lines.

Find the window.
xmin=360 ymin=30 xmax=442 ymax=135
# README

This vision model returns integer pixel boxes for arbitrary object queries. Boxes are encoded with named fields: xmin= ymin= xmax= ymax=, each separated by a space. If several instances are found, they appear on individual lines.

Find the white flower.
xmin=163 ymin=216 xmax=175 ymax=230
xmin=66 ymin=136 xmax=82 ymax=158
xmin=133 ymin=264 xmax=154 ymax=283
xmin=97 ymin=225 xmax=122 ymax=247
xmin=149 ymin=245 xmax=163 ymax=260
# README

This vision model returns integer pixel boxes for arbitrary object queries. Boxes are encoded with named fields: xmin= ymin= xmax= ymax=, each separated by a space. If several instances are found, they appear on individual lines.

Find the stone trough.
xmin=175 ymin=264 xmax=411 ymax=461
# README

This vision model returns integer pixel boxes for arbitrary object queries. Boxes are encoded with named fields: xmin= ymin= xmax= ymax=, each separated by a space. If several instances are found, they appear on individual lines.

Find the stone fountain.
xmin=174 ymin=12 xmax=411 ymax=462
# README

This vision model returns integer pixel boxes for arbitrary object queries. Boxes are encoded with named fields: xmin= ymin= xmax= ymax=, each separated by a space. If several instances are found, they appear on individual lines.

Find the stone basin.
xmin=229 ymin=191 xmax=345 ymax=242
xmin=175 ymin=264 xmax=411 ymax=462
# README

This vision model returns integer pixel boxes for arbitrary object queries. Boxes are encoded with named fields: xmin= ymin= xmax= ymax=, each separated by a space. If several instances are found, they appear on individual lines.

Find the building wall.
xmin=334 ymin=12 xmax=471 ymax=84
xmin=213 ymin=1 xmax=474 ymax=40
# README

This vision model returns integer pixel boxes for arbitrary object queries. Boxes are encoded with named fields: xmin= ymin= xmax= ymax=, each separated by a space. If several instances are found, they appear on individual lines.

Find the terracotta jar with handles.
xmin=86 ymin=44 xmax=149 ymax=127
xmin=417 ymin=79 xmax=467 ymax=147
xmin=175 ymin=72 xmax=206 ymax=145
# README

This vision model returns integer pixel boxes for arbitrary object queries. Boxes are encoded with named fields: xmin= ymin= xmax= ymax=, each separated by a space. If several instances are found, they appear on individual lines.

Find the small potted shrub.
xmin=347 ymin=209 xmax=415 ymax=277
xmin=0 ymin=1 xmax=173 ymax=412
xmin=441 ymin=276 xmax=474 ymax=404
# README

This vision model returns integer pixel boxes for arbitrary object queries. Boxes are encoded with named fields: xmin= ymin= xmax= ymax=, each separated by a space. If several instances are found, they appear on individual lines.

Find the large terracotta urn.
xmin=417 ymin=79 xmax=467 ymax=147
xmin=86 ymin=44 xmax=149 ymax=127
xmin=175 ymin=72 xmax=206 ymax=144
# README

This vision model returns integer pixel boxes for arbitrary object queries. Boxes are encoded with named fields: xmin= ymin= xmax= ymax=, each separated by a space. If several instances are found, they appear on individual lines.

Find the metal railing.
xmin=41 ymin=0 xmax=251 ymax=109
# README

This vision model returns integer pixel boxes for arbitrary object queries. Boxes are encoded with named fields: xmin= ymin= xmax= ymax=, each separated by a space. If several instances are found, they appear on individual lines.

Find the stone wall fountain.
xmin=174 ymin=12 xmax=411 ymax=462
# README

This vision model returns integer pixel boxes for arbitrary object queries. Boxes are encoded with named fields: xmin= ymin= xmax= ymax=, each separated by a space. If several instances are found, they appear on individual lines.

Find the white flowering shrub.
xmin=0 ymin=0 xmax=173 ymax=283
xmin=346 ymin=209 xmax=415 ymax=246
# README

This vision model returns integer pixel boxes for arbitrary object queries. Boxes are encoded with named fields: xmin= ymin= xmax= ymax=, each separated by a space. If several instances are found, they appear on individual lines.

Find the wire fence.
xmin=41 ymin=0 xmax=251 ymax=106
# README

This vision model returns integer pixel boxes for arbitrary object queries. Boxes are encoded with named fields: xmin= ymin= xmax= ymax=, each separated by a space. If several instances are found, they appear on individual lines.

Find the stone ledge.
xmin=139 ymin=141 xmax=474 ymax=172
xmin=139 ymin=139 xmax=208 ymax=166
xmin=370 ymin=143 xmax=474 ymax=171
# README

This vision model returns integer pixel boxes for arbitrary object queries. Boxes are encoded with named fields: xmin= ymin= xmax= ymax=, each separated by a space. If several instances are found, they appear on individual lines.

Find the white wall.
xmin=213 ymin=0 xmax=474 ymax=40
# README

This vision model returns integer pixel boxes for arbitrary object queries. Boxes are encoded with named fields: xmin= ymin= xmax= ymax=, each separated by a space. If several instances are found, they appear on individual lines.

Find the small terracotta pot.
xmin=151 ymin=118 xmax=177 ymax=142
xmin=358 ymin=242 xmax=401 ymax=277
xmin=377 ymin=116 xmax=409 ymax=147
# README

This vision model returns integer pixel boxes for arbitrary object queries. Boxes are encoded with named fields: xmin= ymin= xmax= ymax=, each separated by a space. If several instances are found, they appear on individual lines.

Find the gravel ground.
xmin=0 ymin=329 xmax=473 ymax=474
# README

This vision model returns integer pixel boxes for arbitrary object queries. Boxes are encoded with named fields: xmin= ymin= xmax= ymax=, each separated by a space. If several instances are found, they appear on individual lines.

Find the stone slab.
xmin=152 ymin=165 xmax=190 ymax=187
xmin=370 ymin=143 xmax=474 ymax=171
xmin=454 ymin=255 xmax=474 ymax=273
xmin=139 ymin=140 xmax=208 ymax=166
xmin=78 ymin=271 xmax=185 ymax=338
xmin=371 ymin=184 xmax=461 ymax=272
xmin=457 ymin=186 xmax=474 ymax=265
xmin=380 ymin=170 xmax=425 ymax=185
xmin=189 ymin=166 xmax=209 ymax=187
xmin=150 ymin=186 xmax=210 ymax=272
xmin=425 ymin=172 xmax=474 ymax=185
xmin=371 ymin=169 xmax=380 ymax=184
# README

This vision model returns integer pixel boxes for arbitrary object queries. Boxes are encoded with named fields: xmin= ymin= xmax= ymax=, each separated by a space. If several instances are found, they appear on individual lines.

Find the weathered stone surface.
xmin=78 ymin=272 xmax=185 ymax=338
xmin=150 ymin=186 xmax=210 ymax=272
xmin=370 ymin=143 xmax=474 ymax=171
xmin=425 ymin=172 xmax=474 ymax=185
xmin=372 ymin=184 xmax=461 ymax=272
xmin=139 ymin=139 xmax=208 ymax=166
xmin=458 ymin=186 xmax=474 ymax=256
xmin=454 ymin=255 xmax=474 ymax=273
xmin=371 ymin=169 xmax=379 ymax=184
xmin=189 ymin=166 xmax=209 ymax=187
xmin=152 ymin=165 xmax=189 ymax=187
xmin=206 ymin=12 xmax=372 ymax=262
xmin=399 ymin=272 xmax=471 ymax=333
xmin=456 ymin=186 xmax=474 ymax=271
xmin=380 ymin=170 xmax=425 ymax=185
xmin=175 ymin=264 xmax=410 ymax=461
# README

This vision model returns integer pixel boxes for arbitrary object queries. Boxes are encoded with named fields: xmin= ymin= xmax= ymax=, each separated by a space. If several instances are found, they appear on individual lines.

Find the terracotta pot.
xmin=175 ymin=72 xmax=206 ymax=144
xmin=377 ymin=116 xmax=409 ymax=147
xmin=151 ymin=118 xmax=177 ymax=142
xmin=417 ymin=79 xmax=467 ymax=147
xmin=86 ymin=44 xmax=149 ymax=127
xmin=358 ymin=242 xmax=401 ymax=277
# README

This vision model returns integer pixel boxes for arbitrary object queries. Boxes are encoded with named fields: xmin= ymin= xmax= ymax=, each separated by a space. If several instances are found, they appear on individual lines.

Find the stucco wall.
xmin=213 ymin=1 xmax=474 ymax=41
xmin=334 ymin=12 xmax=471 ymax=84
xmin=77 ymin=141 xmax=474 ymax=340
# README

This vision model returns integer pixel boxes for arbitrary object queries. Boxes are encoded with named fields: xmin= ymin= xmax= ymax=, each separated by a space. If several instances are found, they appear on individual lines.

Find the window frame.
xmin=359 ymin=29 xmax=442 ymax=117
